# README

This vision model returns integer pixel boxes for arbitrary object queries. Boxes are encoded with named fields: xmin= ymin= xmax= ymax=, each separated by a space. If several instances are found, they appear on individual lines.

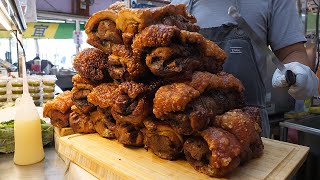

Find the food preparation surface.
xmin=0 ymin=147 xmax=65 ymax=180
xmin=57 ymin=133 xmax=309 ymax=180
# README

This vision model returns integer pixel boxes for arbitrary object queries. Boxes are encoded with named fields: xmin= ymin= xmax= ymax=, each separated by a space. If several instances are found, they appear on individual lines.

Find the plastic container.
xmin=30 ymin=93 xmax=40 ymax=101
xmin=43 ymin=86 xmax=54 ymax=93
xmin=0 ymin=78 xmax=8 ymax=88
xmin=11 ymin=87 xmax=23 ymax=95
xmin=11 ymin=78 xmax=23 ymax=87
xmin=34 ymin=100 xmax=41 ymax=107
xmin=0 ymin=88 xmax=6 ymax=95
xmin=14 ymin=94 xmax=44 ymax=165
xmin=28 ymin=87 xmax=41 ymax=93
xmin=28 ymin=78 xmax=41 ymax=87
xmin=11 ymin=94 xmax=21 ymax=102
xmin=0 ymin=95 xmax=7 ymax=102
xmin=42 ymin=76 xmax=57 ymax=87
xmin=43 ymin=93 xmax=54 ymax=100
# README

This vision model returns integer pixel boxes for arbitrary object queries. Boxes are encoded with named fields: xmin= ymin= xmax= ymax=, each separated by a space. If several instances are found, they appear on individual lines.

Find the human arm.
xmin=272 ymin=42 xmax=318 ymax=99
xmin=274 ymin=42 xmax=312 ymax=68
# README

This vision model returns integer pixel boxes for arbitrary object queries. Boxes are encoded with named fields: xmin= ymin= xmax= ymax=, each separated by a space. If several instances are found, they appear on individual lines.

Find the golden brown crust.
xmin=188 ymin=71 xmax=245 ymax=94
xmin=85 ymin=9 xmax=122 ymax=54
xmin=132 ymin=25 xmax=180 ymax=55
xmin=116 ymin=4 xmax=196 ymax=34
xmin=69 ymin=112 xmax=96 ymax=133
xmin=115 ymin=123 xmax=144 ymax=146
xmin=85 ymin=10 xmax=117 ymax=33
xmin=179 ymin=30 xmax=226 ymax=61
xmin=72 ymin=74 xmax=96 ymax=86
xmin=108 ymin=45 xmax=147 ymax=81
xmin=201 ymin=127 xmax=241 ymax=169
xmin=47 ymin=110 xmax=70 ymax=128
xmin=43 ymin=91 xmax=73 ymax=116
xmin=142 ymin=119 xmax=184 ymax=160
xmin=90 ymin=108 xmax=115 ymax=138
xmin=87 ymin=83 xmax=120 ymax=108
xmin=73 ymin=48 xmax=109 ymax=83
xmin=107 ymin=1 xmax=127 ymax=12
xmin=214 ymin=109 xmax=264 ymax=162
xmin=118 ymin=81 xmax=148 ymax=99
xmin=153 ymin=83 xmax=200 ymax=118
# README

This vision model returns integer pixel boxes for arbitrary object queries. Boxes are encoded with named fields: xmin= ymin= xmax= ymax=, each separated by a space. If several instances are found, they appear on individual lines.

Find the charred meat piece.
xmin=132 ymin=25 xmax=181 ymax=56
xmin=90 ymin=108 xmax=116 ymax=138
xmin=145 ymin=45 xmax=201 ymax=79
xmin=85 ymin=9 xmax=122 ymax=54
xmin=142 ymin=119 xmax=184 ymax=160
xmin=69 ymin=111 xmax=96 ymax=133
xmin=45 ymin=110 xmax=70 ymax=128
xmin=207 ymin=89 xmax=245 ymax=115
xmin=72 ymin=74 xmax=97 ymax=90
xmin=184 ymin=127 xmax=241 ymax=177
xmin=107 ymin=45 xmax=148 ymax=81
xmin=71 ymin=87 xmax=91 ymax=100
xmin=161 ymin=14 xmax=200 ymax=32
xmin=162 ymin=96 xmax=216 ymax=135
xmin=115 ymin=123 xmax=144 ymax=146
xmin=43 ymin=91 xmax=73 ymax=128
xmin=87 ymin=83 xmax=120 ymax=108
xmin=153 ymin=83 xmax=200 ymax=118
xmin=116 ymin=4 xmax=197 ymax=44
xmin=187 ymin=71 xmax=245 ymax=94
xmin=73 ymin=48 xmax=110 ymax=83
xmin=132 ymin=25 xmax=226 ymax=75
xmin=111 ymin=81 xmax=150 ymax=126
xmin=214 ymin=109 xmax=264 ymax=163
xmin=73 ymin=99 xmax=96 ymax=114
xmin=153 ymin=83 xmax=216 ymax=135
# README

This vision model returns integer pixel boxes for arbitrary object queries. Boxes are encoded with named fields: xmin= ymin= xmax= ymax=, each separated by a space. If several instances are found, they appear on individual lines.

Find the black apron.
xmin=188 ymin=0 xmax=270 ymax=137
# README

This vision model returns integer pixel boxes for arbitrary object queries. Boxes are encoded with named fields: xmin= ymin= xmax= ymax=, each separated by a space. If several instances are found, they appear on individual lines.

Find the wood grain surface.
xmin=56 ymin=133 xmax=309 ymax=180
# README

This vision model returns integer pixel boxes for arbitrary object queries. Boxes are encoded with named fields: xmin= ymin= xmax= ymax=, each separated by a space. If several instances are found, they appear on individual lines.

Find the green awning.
xmin=0 ymin=22 xmax=85 ymax=39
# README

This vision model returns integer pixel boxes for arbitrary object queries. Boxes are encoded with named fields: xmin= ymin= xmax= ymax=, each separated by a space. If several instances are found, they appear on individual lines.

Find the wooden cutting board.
xmin=57 ymin=133 xmax=309 ymax=180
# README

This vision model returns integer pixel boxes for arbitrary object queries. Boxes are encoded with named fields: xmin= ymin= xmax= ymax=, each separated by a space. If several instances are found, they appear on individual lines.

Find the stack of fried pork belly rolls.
xmin=44 ymin=2 xmax=264 ymax=178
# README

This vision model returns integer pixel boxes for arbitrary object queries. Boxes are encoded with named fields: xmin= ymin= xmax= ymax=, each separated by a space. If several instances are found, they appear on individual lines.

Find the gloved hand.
xmin=272 ymin=62 xmax=319 ymax=100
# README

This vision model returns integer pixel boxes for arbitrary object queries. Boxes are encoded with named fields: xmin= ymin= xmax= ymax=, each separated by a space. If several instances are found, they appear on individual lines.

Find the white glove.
xmin=272 ymin=62 xmax=319 ymax=100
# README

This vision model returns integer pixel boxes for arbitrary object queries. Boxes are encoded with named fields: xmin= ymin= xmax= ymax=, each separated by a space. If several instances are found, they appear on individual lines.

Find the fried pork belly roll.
xmin=183 ymin=127 xmax=241 ymax=177
xmin=43 ymin=91 xmax=73 ymax=128
xmin=153 ymin=83 xmax=216 ymax=135
xmin=145 ymin=44 xmax=202 ymax=80
xmin=69 ymin=111 xmax=96 ymax=133
xmin=142 ymin=119 xmax=184 ymax=160
xmin=73 ymin=48 xmax=110 ymax=83
xmin=108 ymin=45 xmax=148 ymax=81
xmin=115 ymin=123 xmax=144 ymax=146
xmin=214 ymin=109 xmax=264 ymax=163
xmin=111 ymin=81 xmax=150 ymax=126
xmin=132 ymin=25 xmax=226 ymax=77
xmin=72 ymin=74 xmax=96 ymax=90
xmin=107 ymin=1 xmax=127 ymax=13
xmin=85 ymin=8 xmax=123 ymax=54
xmin=188 ymin=71 xmax=245 ymax=115
xmin=90 ymin=108 xmax=116 ymax=138
xmin=116 ymin=4 xmax=198 ymax=45
xmin=72 ymin=99 xmax=96 ymax=114
xmin=87 ymin=83 xmax=120 ymax=109
xmin=153 ymin=71 xmax=245 ymax=135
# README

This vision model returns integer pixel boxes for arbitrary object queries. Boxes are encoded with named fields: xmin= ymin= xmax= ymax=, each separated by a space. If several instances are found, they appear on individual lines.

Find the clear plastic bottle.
xmin=13 ymin=53 xmax=44 ymax=165
xmin=13 ymin=94 xmax=44 ymax=165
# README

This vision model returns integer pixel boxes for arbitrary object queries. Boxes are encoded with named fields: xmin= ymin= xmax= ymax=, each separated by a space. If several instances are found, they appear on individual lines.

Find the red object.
xmin=31 ymin=64 xmax=41 ymax=72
